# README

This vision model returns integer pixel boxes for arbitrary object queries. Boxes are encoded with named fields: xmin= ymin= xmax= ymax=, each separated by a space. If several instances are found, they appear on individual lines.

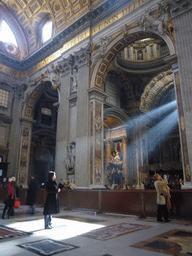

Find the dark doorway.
xmin=33 ymin=159 xmax=49 ymax=187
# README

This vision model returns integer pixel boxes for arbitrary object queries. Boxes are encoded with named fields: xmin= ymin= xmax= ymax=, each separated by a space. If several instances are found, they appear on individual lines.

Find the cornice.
xmin=169 ymin=0 xmax=192 ymax=18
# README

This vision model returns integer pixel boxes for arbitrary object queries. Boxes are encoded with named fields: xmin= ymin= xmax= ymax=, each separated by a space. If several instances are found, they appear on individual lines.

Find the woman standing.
xmin=2 ymin=177 xmax=15 ymax=219
xmin=154 ymin=174 xmax=170 ymax=223
xmin=43 ymin=171 xmax=60 ymax=229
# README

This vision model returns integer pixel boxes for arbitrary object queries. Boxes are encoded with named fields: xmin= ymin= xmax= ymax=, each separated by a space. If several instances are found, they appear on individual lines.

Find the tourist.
xmin=26 ymin=174 xmax=40 ymax=214
xmin=43 ymin=171 xmax=60 ymax=229
xmin=11 ymin=176 xmax=20 ymax=216
xmin=2 ymin=177 xmax=15 ymax=219
xmin=154 ymin=174 xmax=171 ymax=223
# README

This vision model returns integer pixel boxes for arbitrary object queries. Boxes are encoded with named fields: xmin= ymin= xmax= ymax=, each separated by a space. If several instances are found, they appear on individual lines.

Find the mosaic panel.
xmin=18 ymin=239 xmax=79 ymax=256
xmin=131 ymin=229 xmax=192 ymax=256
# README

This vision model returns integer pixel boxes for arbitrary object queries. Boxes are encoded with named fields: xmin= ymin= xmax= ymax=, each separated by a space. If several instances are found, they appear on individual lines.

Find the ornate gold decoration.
xmin=2 ymin=0 xmax=151 ymax=78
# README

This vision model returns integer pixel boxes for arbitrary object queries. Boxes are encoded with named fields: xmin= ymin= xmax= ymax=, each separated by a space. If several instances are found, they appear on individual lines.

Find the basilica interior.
xmin=1 ymin=1 xmax=192 ymax=255
xmin=0 ymin=0 xmax=191 ymax=191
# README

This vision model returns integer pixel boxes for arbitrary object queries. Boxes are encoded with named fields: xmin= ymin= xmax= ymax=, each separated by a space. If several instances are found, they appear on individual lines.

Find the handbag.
xmin=14 ymin=200 xmax=20 ymax=208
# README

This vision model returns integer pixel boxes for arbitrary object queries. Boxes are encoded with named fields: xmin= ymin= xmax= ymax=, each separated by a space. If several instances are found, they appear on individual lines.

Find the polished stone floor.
xmin=0 ymin=202 xmax=192 ymax=256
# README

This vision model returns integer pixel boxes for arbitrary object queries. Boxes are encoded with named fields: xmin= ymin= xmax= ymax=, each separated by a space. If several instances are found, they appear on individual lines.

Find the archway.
xmin=90 ymin=27 xmax=180 ymax=188
xmin=18 ymin=79 xmax=59 ymax=186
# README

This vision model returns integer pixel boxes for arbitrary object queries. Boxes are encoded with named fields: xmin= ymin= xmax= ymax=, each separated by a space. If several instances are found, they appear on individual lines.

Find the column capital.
xmin=88 ymin=87 xmax=108 ymax=102
xmin=20 ymin=117 xmax=35 ymax=126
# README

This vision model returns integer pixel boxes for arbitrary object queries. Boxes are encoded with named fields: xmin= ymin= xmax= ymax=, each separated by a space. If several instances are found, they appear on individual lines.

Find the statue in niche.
xmin=107 ymin=150 xmax=123 ymax=187
xmin=64 ymin=143 xmax=76 ymax=174
xmin=137 ymin=50 xmax=143 ymax=60
xmin=46 ymin=64 xmax=61 ymax=90
xmin=70 ymin=67 xmax=78 ymax=93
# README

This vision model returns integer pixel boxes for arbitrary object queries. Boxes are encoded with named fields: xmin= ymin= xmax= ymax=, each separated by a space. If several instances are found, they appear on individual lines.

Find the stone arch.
xmin=104 ymin=108 xmax=132 ymax=125
xmin=90 ymin=27 xmax=176 ymax=91
xmin=140 ymin=70 xmax=174 ymax=112
xmin=22 ymin=78 xmax=54 ymax=119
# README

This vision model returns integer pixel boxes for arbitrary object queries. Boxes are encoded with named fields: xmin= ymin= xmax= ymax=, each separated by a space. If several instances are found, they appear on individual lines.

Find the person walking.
xmin=11 ymin=176 xmax=20 ymax=216
xmin=154 ymin=173 xmax=170 ymax=223
xmin=2 ymin=177 xmax=15 ymax=219
xmin=26 ymin=174 xmax=40 ymax=215
xmin=43 ymin=171 xmax=60 ymax=229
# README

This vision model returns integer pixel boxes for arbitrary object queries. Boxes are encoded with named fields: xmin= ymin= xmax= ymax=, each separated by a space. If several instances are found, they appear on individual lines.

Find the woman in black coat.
xmin=43 ymin=171 xmax=60 ymax=229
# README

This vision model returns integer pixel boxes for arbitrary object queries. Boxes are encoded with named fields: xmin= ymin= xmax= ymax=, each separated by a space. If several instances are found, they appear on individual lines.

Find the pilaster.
xmin=170 ymin=1 xmax=192 ymax=188
xmin=17 ymin=117 xmax=34 ymax=187
xmin=88 ymin=87 xmax=107 ymax=188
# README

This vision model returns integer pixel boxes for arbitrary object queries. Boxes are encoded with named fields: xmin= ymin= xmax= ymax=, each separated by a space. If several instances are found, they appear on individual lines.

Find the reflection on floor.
xmin=131 ymin=229 xmax=192 ymax=255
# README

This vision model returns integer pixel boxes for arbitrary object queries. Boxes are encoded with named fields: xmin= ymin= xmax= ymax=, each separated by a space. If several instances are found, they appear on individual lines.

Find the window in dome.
xmin=0 ymin=20 xmax=17 ymax=47
xmin=42 ymin=21 xmax=53 ymax=43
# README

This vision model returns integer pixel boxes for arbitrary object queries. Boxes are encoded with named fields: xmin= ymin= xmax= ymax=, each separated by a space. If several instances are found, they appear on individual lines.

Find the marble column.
xmin=106 ymin=140 xmax=111 ymax=166
xmin=171 ymin=2 xmax=192 ymax=188
xmin=8 ymin=84 xmax=26 ymax=177
xmin=88 ymin=88 xmax=107 ymax=188
xmin=122 ymin=137 xmax=129 ymax=183
xmin=55 ymin=71 xmax=70 ymax=182
xmin=17 ymin=118 xmax=34 ymax=187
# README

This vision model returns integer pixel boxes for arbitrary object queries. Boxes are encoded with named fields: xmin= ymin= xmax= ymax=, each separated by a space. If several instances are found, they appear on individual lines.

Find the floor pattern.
xmin=131 ymin=229 xmax=192 ymax=255
xmin=83 ymin=222 xmax=151 ymax=240
xmin=0 ymin=225 xmax=31 ymax=240
xmin=18 ymin=239 xmax=79 ymax=256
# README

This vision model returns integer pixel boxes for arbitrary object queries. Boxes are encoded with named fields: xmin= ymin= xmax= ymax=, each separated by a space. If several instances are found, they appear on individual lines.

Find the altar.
xmin=104 ymin=126 xmax=128 ymax=188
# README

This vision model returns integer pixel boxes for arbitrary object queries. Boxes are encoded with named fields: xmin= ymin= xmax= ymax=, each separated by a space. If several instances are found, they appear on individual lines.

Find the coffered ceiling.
xmin=0 ymin=0 xmax=103 ymax=55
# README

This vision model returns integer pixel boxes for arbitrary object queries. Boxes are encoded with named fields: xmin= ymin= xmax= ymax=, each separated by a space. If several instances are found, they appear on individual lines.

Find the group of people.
xmin=2 ymin=176 xmax=19 ymax=219
xmin=2 ymin=172 xmax=60 ymax=230
xmin=2 ymin=171 xmax=174 ymax=227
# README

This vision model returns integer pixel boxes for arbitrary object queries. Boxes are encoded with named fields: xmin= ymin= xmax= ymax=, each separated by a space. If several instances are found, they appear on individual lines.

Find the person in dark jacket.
xmin=43 ymin=171 xmax=60 ymax=229
xmin=2 ymin=177 xmax=15 ymax=219
xmin=26 ymin=174 xmax=40 ymax=214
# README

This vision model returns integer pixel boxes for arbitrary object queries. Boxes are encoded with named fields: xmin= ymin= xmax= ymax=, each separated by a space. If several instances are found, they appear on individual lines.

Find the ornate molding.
xmin=88 ymin=87 xmax=108 ymax=102
xmin=162 ymin=0 xmax=192 ymax=17
xmin=57 ymin=55 xmax=72 ymax=75
xmin=13 ymin=83 xmax=27 ymax=99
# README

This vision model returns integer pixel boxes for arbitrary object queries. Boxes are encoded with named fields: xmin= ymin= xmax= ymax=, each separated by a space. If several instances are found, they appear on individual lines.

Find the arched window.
xmin=0 ymin=20 xmax=17 ymax=47
xmin=42 ymin=20 xmax=53 ymax=44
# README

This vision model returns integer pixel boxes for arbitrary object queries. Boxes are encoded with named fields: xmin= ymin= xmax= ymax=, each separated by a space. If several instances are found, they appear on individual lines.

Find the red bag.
xmin=14 ymin=200 xmax=20 ymax=208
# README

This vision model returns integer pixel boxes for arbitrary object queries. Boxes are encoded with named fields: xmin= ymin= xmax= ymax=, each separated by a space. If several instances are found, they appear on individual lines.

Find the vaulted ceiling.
xmin=0 ymin=0 xmax=102 ymax=55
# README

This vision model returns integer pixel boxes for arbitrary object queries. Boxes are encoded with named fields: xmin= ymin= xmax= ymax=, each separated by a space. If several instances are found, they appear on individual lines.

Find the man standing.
xmin=26 ymin=174 xmax=40 ymax=215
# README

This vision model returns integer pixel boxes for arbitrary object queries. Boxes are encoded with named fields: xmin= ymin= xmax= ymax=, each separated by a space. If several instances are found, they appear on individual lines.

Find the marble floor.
xmin=0 ymin=202 xmax=192 ymax=256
